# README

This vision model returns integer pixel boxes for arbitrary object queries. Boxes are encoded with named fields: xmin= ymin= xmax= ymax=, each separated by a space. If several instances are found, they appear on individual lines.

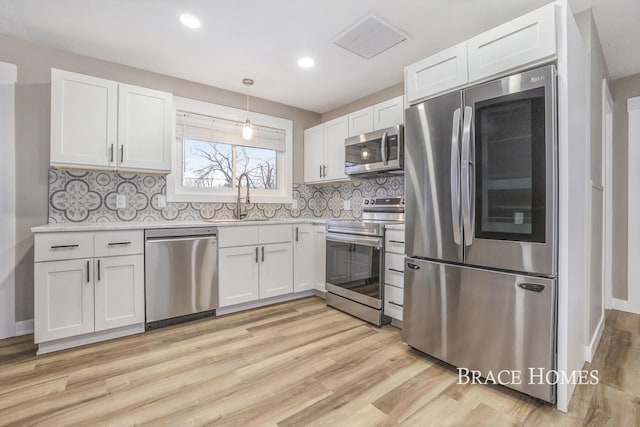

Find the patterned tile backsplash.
xmin=48 ymin=169 xmax=404 ymax=223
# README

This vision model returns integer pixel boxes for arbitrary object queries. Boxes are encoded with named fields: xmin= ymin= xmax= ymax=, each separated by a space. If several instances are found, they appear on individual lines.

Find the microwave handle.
xmin=381 ymin=131 xmax=388 ymax=165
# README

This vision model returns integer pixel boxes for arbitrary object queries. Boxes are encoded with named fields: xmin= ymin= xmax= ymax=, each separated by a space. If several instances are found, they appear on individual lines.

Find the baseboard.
xmin=585 ymin=314 xmax=605 ymax=363
xmin=610 ymin=298 xmax=640 ymax=314
xmin=216 ymin=290 xmax=316 ymax=316
xmin=313 ymin=289 xmax=326 ymax=299
xmin=15 ymin=319 xmax=34 ymax=336
xmin=37 ymin=323 xmax=145 ymax=355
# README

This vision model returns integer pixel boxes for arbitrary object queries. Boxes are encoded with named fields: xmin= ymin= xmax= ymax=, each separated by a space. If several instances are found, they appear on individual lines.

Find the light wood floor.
xmin=0 ymin=297 xmax=639 ymax=426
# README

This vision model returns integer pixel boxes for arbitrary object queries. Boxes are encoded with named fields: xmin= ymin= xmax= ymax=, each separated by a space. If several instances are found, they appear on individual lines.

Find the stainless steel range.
xmin=325 ymin=197 xmax=404 ymax=326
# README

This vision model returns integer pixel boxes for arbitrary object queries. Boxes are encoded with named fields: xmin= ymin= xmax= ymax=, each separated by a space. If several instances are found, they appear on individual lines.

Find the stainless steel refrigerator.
xmin=403 ymin=65 xmax=557 ymax=402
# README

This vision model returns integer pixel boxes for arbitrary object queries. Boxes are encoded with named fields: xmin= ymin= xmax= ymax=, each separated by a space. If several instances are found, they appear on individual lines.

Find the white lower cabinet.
xmin=35 ymin=259 xmax=95 ymax=342
xmin=34 ymin=230 xmax=144 ymax=351
xmin=293 ymin=225 xmax=314 ymax=292
xmin=313 ymin=225 xmax=326 ymax=292
xmin=384 ymin=227 xmax=405 ymax=322
xmin=218 ymin=225 xmax=297 ymax=307
xmin=94 ymin=255 xmax=144 ymax=331
xmin=219 ymin=242 xmax=293 ymax=307
xmin=259 ymin=243 xmax=294 ymax=298
xmin=218 ymin=246 xmax=261 ymax=307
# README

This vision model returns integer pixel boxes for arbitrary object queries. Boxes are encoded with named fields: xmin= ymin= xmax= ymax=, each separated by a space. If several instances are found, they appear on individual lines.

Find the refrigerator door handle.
xmin=461 ymin=105 xmax=474 ymax=246
xmin=450 ymin=107 xmax=462 ymax=246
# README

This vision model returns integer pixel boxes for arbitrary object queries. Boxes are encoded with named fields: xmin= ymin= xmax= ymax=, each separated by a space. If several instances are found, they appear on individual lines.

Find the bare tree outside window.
xmin=182 ymin=139 xmax=277 ymax=190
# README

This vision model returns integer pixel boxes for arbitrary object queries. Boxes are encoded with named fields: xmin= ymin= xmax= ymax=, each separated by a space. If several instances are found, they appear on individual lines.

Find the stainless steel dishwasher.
xmin=145 ymin=227 xmax=218 ymax=329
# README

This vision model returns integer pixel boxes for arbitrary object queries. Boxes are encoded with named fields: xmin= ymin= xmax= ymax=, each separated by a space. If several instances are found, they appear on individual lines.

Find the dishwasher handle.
xmin=146 ymin=236 xmax=217 ymax=244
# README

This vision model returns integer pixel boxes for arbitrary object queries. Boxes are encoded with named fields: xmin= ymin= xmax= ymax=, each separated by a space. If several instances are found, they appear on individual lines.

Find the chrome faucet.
xmin=235 ymin=172 xmax=251 ymax=220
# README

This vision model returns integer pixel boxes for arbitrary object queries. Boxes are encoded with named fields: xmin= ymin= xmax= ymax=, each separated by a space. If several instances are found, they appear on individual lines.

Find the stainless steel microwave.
xmin=344 ymin=125 xmax=404 ymax=176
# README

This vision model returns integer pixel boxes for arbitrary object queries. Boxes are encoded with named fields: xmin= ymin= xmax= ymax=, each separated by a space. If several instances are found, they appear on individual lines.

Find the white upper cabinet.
xmin=50 ymin=69 xmax=173 ymax=174
xmin=405 ymin=3 xmax=558 ymax=104
xmin=467 ymin=3 xmax=557 ymax=82
xmin=118 ymin=84 xmax=173 ymax=173
xmin=373 ymin=95 xmax=405 ymax=130
xmin=303 ymin=124 xmax=325 ymax=184
xmin=303 ymin=115 xmax=348 ymax=184
xmin=51 ymin=69 xmax=118 ymax=170
xmin=348 ymin=106 xmax=374 ymax=137
xmin=405 ymin=42 xmax=469 ymax=105
xmin=323 ymin=115 xmax=349 ymax=181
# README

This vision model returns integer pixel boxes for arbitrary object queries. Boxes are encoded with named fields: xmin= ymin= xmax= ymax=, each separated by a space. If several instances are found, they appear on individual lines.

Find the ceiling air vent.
xmin=333 ymin=13 xmax=408 ymax=60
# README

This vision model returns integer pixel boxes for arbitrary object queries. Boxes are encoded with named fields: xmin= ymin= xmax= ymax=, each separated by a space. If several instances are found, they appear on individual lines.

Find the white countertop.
xmin=385 ymin=223 xmax=405 ymax=230
xmin=32 ymin=218 xmax=328 ymax=233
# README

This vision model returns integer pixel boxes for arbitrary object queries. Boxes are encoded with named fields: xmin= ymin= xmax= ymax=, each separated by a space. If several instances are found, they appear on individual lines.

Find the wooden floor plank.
xmin=0 ymin=297 xmax=638 ymax=426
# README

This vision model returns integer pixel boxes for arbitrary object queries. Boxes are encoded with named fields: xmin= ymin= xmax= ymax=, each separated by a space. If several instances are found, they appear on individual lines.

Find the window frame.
xmin=167 ymin=96 xmax=293 ymax=204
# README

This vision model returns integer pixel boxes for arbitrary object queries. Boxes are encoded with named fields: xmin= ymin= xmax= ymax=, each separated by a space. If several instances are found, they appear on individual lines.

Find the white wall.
xmin=0 ymin=61 xmax=17 ymax=339
xmin=625 ymin=97 xmax=640 ymax=313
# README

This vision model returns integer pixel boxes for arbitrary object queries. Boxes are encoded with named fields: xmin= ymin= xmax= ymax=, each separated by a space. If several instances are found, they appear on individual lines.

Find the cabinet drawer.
xmin=259 ymin=225 xmax=293 ymax=244
xmin=385 ymin=253 xmax=405 ymax=288
xmin=218 ymin=226 xmax=259 ymax=248
xmin=384 ymin=285 xmax=404 ymax=321
xmin=35 ymin=232 xmax=94 ymax=262
xmin=385 ymin=229 xmax=405 ymax=254
xmin=94 ymin=230 xmax=143 ymax=257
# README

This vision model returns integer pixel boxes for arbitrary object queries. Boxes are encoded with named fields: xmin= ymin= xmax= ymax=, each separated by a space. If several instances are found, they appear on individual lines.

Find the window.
xmin=168 ymin=97 xmax=293 ymax=203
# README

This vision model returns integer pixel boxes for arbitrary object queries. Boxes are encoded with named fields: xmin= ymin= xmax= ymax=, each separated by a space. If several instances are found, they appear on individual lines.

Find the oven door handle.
xmin=326 ymin=232 xmax=382 ymax=249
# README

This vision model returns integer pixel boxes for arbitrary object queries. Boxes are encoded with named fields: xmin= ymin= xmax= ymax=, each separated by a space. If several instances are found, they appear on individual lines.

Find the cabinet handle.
xmin=109 ymin=144 xmax=114 ymax=163
xmin=323 ymin=165 xmax=327 ymax=178
xmin=388 ymin=301 xmax=404 ymax=308
xmin=86 ymin=260 xmax=90 ymax=283
xmin=388 ymin=240 xmax=404 ymax=244
xmin=120 ymin=145 xmax=124 ymax=163
xmin=319 ymin=165 xmax=322 ymax=179
xmin=108 ymin=242 xmax=131 ymax=246
xmin=50 ymin=244 xmax=79 ymax=249
xmin=295 ymin=227 xmax=299 ymax=242
xmin=261 ymin=246 xmax=265 ymax=262
xmin=97 ymin=259 xmax=101 ymax=281
xmin=389 ymin=268 xmax=404 ymax=273
xmin=255 ymin=247 xmax=259 ymax=263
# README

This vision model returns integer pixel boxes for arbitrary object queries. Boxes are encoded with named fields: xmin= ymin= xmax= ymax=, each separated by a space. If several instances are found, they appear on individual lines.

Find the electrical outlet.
xmin=116 ymin=195 xmax=127 ymax=209
xmin=343 ymin=199 xmax=351 ymax=211
xmin=291 ymin=199 xmax=298 ymax=210
xmin=157 ymin=194 xmax=167 ymax=208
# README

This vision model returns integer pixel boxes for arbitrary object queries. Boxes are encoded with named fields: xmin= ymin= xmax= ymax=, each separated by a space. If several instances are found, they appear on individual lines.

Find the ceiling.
xmin=0 ymin=0 xmax=637 ymax=113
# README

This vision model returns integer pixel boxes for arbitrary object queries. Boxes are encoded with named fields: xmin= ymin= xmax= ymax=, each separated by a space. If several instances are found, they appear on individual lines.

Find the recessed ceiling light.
xmin=180 ymin=13 xmax=201 ymax=29
xmin=297 ymin=57 xmax=315 ymax=68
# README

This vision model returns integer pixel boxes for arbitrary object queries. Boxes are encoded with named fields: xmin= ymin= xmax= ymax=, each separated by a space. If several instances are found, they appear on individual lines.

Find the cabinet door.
xmin=348 ymin=106 xmax=374 ymax=137
xmin=218 ymin=246 xmax=260 ymax=307
xmin=293 ymin=225 xmax=314 ymax=292
xmin=304 ymin=124 xmax=325 ymax=183
xmin=94 ymin=255 xmax=144 ymax=331
xmin=404 ymin=42 xmax=468 ymax=104
xmin=259 ymin=243 xmax=294 ymax=298
xmin=118 ymin=84 xmax=173 ymax=173
xmin=313 ymin=226 xmax=326 ymax=292
xmin=373 ymin=95 xmax=405 ymax=130
xmin=467 ymin=3 xmax=556 ymax=82
xmin=34 ymin=259 xmax=94 ymax=343
xmin=50 ymin=69 xmax=117 ymax=170
xmin=323 ymin=115 xmax=349 ymax=181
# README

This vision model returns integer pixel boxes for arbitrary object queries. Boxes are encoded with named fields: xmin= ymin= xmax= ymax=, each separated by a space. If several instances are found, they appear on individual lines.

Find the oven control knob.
xmin=370 ymin=199 xmax=376 ymax=205
xmin=364 ymin=200 xmax=369 ymax=205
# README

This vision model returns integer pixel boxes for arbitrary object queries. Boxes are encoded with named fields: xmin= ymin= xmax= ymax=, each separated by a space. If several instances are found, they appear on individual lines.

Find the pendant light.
xmin=242 ymin=78 xmax=254 ymax=141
